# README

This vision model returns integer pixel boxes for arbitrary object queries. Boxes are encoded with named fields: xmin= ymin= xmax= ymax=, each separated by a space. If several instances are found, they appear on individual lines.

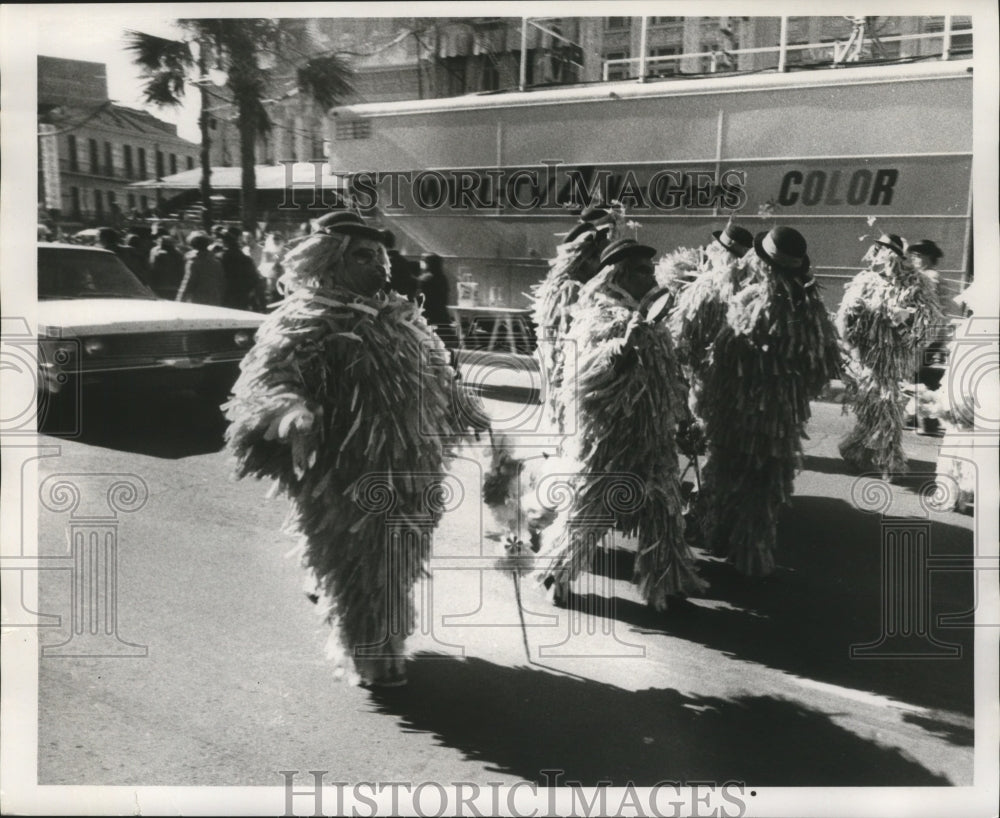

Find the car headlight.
xmin=234 ymin=330 xmax=254 ymax=348
xmin=83 ymin=338 xmax=106 ymax=356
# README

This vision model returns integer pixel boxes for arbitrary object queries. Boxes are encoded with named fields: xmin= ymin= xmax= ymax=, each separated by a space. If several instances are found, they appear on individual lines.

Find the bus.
xmin=328 ymin=56 xmax=973 ymax=318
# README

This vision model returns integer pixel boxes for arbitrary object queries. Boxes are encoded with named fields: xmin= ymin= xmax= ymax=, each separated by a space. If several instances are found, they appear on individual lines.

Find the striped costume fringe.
xmin=224 ymin=284 xmax=488 ymax=684
xmin=534 ymin=277 xmax=703 ymax=609
xmin=836 ymin=255 xmax=943 ymax=475
xmin=700 ymin=258 xmax=841 ymax=576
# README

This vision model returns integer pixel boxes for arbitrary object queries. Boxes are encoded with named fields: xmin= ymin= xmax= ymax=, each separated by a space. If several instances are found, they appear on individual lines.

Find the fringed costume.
xmin=700 ymin=244 xmax=841 ymax=576
xmin=534 ymin=266 xmax=703 ymax=609
xmin=836 ymin=249 xmax=942 ymax=477
xmin=224 ymin=228 xmax=488 ymax=687
xmin=531 ymin=206 xmax=624 ymax=435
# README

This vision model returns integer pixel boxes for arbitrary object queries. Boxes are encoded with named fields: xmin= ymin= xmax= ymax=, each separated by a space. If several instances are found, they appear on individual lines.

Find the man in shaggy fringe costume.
xmin=699 ymin=226 xmax=841 ymax=577
xmin=668 ymin=222 xmax=756 ymax=391
xmin=224 ymin=211 xmax=490 ymax=688
xmin=531 ymin=203 xmax=625 ymax=435
xmin=532 ymin=237 xmax=705 ymax=610
xmin=836 ymin=232 xmax=942 ymax=479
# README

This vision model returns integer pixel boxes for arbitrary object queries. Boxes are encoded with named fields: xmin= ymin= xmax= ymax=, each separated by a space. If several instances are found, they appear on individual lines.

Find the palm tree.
xmin=126 ymin=24 xmax=215 ymax=230
xmin=127 ymin=19 xmax=354 ymax=231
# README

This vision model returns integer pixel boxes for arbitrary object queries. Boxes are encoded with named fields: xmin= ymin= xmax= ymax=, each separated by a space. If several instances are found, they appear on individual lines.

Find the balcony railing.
xmin=601 ymin=22 xmax=973 ymax=81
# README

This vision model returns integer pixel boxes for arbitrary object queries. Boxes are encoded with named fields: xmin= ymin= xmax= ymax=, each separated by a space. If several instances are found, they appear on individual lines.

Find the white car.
xmin=37 ymin=243 xmax=264 ymax=413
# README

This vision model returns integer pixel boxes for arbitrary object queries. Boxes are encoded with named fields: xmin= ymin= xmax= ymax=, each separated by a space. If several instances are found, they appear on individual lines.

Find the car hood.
xmin=38 ymin=299 xmax=265 ymax=336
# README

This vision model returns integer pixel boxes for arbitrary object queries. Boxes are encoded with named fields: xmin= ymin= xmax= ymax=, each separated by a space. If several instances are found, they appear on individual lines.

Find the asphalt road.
xmin=27 ymin=387 xmax=978 ymax=789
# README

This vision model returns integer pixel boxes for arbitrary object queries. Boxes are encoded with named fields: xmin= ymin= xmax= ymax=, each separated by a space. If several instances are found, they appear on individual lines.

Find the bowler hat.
xmin=753 ymin=226 xmax=810 ymax=274
xmin=906 ymin=239 xmax=943 ymax=262
xmin=314 ymin=211 xmax=395 ymax=248
xmin=578 ymin=205 xmax=611 ymax=223
xmin=712 ymin=224 xmax=754 ymax=257
xmin=874 ymin=233 xmax=904 ymax=256
xmin=600 ymin=238 xmax=656 ymax=269
xmin=562 ymin=221 xmax=598 ymax=244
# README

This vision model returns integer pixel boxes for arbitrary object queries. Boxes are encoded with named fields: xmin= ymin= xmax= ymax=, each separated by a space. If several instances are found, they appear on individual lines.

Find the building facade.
xmin=38 ymin=55 xmax=201 ymax=229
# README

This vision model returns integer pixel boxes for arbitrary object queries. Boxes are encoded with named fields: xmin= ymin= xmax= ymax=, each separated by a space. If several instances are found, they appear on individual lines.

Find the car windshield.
xmin=38 ymin=247 xmax=158 ymax=301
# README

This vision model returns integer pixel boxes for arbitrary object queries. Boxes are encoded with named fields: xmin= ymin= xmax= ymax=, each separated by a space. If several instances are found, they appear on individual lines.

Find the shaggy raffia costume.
xmin=533 ymin=260 xmax=703 ymax=609
xmin=836 ymin=242 xmax=942 ymax=476
xmin=699 ymin=231 xmax=841 ymax=576
xmin=224 ymin=227 xmax=488 ymax=686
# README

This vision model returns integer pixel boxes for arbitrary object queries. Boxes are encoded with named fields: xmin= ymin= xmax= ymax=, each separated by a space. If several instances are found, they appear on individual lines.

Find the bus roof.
xmin=332 ymin=58 xmax=972 ymax=119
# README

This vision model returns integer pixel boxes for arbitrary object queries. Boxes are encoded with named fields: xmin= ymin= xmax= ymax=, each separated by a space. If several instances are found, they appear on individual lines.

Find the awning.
xmin=129 ymin=163 xmax=350 ymax=192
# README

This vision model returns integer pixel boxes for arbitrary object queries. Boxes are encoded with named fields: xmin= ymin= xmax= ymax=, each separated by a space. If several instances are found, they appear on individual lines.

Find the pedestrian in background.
xmin=388 ymin=249 xmax=419 ymax=301
xmin=176 ymin=231 xmax=224 ymax=305
xmin=148 ymin=230 xmax=185 ymax=299
xmin=98 ymin=227 xmax=147 ymax=284
xmin=259 ymin=232 xmax=286 ymax=304
xmin=417 ymin=253 xmax=459 ymax=350
xmin=220 ymin=227 xmax=264 ymax=311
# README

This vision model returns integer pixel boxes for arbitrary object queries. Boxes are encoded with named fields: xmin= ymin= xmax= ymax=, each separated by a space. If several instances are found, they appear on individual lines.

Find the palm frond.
xmin=297 ymin=54 xmax=355 ymax=109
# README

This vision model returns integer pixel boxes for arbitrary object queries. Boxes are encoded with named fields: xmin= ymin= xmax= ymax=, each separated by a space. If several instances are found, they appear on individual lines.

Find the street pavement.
xmin=27 ymin=382 xmax=979 ymax=789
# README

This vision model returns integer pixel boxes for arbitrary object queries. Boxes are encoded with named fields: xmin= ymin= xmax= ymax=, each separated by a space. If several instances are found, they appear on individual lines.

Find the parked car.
xmin=37 ymin=243 xmax=264 ymax=416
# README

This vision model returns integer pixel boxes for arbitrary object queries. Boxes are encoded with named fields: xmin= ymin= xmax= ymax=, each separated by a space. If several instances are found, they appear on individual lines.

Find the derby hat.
xmin=562 ymin=221 xmax=598 ymax=244
xmin=874 ymin=233 xmax=905 ymax=256
xmin=600 ymin=237 xmax=657 ymax=269
xmin=753 ymin=226 xmax=810 ymax=274
xmin=712 ymin=224 xmax=754 ymax=257
xmin=314 ymin=211 xmax=395 ymax=248
xmin=578 ymin=204 xmax=611 ymax=223
xmin=905 ymin=239 xmax=943 ymax=261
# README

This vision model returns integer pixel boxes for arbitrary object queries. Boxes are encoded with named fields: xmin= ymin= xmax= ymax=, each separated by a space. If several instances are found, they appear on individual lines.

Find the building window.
xmin=89 ymin=139 xmax=99 ymax=173
xmin=140 ymin=195 xmax=149 ymax=212
xmin=604 ymin=49 xmax=631 ymax=80
xmin=137 ymin=147 xmax=147 ymax=179
xmin=70 ymin=187 xmax=80 ymax=218
xmin=650 ymin=17 xmax=682 ymax=25
xmin=169 ymin=153 xmax=177 ymax=175
xmin=334 ymin=119 xmax=372 ymax=140
xmin=649 ymin=46 xmax=680 ymax=77
xmin=68 ymin=135 xmax=79 ymax=171
xmin=94 ymin=189 xmax=103 ymax=217
xmin=186 ymin=156 xmax=195 ymax=170
xmin=104 ymin=142 xmax=113 ymax=177
xmin=124 ymin=145 xmax=134 ymax=179
xmin=156 ymin=150 xmax=165 ymax=179
xmin=605 ymin=17 xmax=631 ymax=32
xmin=127 ymin=193 xmax=136 ymax=211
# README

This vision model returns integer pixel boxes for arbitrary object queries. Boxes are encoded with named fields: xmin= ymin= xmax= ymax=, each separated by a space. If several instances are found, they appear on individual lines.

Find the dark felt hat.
xmin=562 ymin=221 xmax=598 ymax=244
xmin=753 ymin=226 xmax=810 ymax=275
xmin=578 ymin=205 xmax=611 ymax=223
xmin=906 ymin=239 xmax=943 ymax=261
xmin=874 ymin=233 xmax=905 ymax=256
xmin=600 ymin=238 xmax=657 ymax=269
xmin=712 ymin=224 xmax=754 ymax=257
xmin=314 ymin=211 xmax=395 ymax=248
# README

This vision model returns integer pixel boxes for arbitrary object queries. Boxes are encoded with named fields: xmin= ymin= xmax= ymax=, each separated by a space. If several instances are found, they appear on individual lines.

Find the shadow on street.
xmin=368 ymin=654 xmax=952 ymax=786
xmin=559 ymin=495 xmax=975 ymax=718
xmin=39 ymin=386 xmax=229 ymax=458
